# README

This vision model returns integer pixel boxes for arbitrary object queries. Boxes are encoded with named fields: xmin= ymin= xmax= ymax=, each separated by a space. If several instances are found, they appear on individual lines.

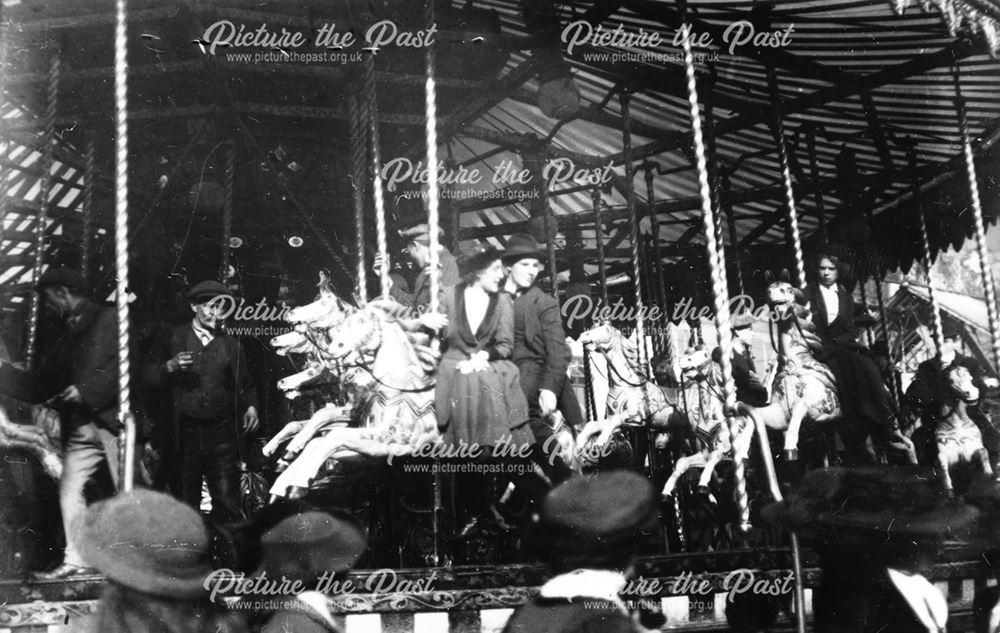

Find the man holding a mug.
xmin=143 ymin=280 xmax=258 ymax=522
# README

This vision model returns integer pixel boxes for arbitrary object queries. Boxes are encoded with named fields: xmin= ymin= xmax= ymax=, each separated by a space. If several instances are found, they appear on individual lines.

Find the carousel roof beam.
xmin=610 ymin=38 xmax=978 ymax=164
xmin=622 ymin=0 xmax=857 ymax=86
xmin=457 ymin=124 xmax=609 ymax=168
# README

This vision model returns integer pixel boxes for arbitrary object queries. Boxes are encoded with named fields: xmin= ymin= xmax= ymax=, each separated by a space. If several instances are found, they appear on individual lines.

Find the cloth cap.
xmin=36 ymin=267 xmax=87 ymax=293
xmin=399 ymin=223 xmax=443 ymax=246
xmin=456 ymin=243 xmax=501 ymax=278
xmin=255 ymin=511 xmax=366 ymax=585
xmin=501 ymin=233 xmax=547 ymax=265
xmin=78 ymin=489 xmax=213 ymax=598
xmin=541 ymin=470 xmax=658 ymax=556
xmin=762 ymin=466 xmax=979 ymax=548
xmin=942 ymin=320 xmax=964 ymax=341
xmin=186 ymin=280 xmax=233 ymax=303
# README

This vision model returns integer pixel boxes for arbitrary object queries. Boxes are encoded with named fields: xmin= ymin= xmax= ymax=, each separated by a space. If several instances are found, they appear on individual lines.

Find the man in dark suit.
xmin=502 ymin=234 xmax=583 ymax=456
xmin=803 ymin=253 xmax=903 ymax=463
xmin=711 ymin=314 xmax=768 ymax=407
xmin=0 ymin=267 xmax=120 ymax=579
xmin=143 ymin=280 xmax=258 ymax=523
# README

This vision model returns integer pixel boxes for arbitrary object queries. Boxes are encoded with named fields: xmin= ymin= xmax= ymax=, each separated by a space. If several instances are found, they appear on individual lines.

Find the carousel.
xmin=0 ymin=0 xmax=999 ymax=631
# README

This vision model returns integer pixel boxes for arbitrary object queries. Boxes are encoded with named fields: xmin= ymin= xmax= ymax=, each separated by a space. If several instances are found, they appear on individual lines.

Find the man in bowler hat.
xmin=143 ymin=280 xmax=258 ymax=523
xmin=0 ymin=267 xmax=122 ymax=579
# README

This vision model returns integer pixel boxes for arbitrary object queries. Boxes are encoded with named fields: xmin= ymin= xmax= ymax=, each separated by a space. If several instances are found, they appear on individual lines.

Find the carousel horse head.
xmin=763 ymin=270 xmax=806 ymax=319
xmin=946 ymin=365 xmax=980 ymax=404
xmin=285 ymin=278 xmax=352 ymax=326
xmin=679 ymin=346 xmax=714 ymax=382
xmin=271 ymin=329 xmax=312 ymax=356
xmin=578 ymin=320 xmax=619 ymax=354
xmin=325 ymin=305 xmax=384 ymax=361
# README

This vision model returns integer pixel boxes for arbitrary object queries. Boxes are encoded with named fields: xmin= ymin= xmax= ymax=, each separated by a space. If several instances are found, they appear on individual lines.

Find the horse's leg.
xmin=269 ymin=431 xmax=348 ymax=499
xmin=783 ymin=400 xmax=811 ymax=461
xmin=977 ymin=446 xmax=994 ymax=477
xmin=697 ymin=449 xmax=724 ymax=493
xmin=662 ymin=453 xmax=703 ymax=498
xmin=282 ymin=404 xmax=350 ymax=458
xmin=936 ymin=446 xmax=955 ymax=498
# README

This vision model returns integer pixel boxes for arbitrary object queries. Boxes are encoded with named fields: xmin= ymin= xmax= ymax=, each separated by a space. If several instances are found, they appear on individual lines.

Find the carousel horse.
xmin=935 ymin=364 xmax=992 ymax=495
xmin=661 ymin=347 xmax=754 ymax=498
xmin=736 ymin=278 xmax=841 ymax=460
xmin=268 ymin=299 xmax=439 ymax=499
xmin=577 ymin=321 xmax=675 ymax=430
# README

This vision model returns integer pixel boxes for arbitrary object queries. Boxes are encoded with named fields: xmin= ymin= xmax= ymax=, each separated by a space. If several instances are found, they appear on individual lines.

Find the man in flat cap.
xmin=711 ymin=314 xmax=768 ymax=407
xmin=376 ymin=223 xmax=459 ymax=314
xmin=142 ymin=280 xmax=258 ymax=523
xmin=0 ymin=267 xmax=120 ymax=579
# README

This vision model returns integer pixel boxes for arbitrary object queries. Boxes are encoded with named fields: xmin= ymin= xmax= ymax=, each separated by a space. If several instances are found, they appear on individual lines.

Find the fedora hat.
xmin=762 ymin=466 xmax=979 ymax=547
xmin=502 ymin=234 xmax=547 ymax=265
xmin=255 ymin=510 xmax=366 ymax=584
xmin=78 ymin=489 xmax=213 ymax=598
xmin=731 ymin=314 xmax=755 ymax=331
xmin=456 ymin=243 xmax=501 ymax=278
xmin=541 ymin=470 xmax=658 ymax=556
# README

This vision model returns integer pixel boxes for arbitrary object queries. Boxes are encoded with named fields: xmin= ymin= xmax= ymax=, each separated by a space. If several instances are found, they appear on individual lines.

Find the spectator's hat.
xmin=186 ymin=280 xmax=232 ymax=304
xmin=762 ymin=466 xmax=979 ymax=547
xmin=942 ymin=320 xmax=964 ymax=341
xmin=255 ymin=510 xmax=367 ymax=584
xmin=501 ymin=234 xmax=547 ymax=265
xmin=399 ymin=223 xmax=443 ymax=247
xmin=540 ymin=470 xmax=658 ymax=556
xmin=456 ymin=243 xmax=501 ymax=278
xmin=732 ymin=314 xmax=755 ymax=331
xmin=36 ymin=267 xmax=87 ymax=293
xmin=77 ymin=489 xmax=213 ymax=598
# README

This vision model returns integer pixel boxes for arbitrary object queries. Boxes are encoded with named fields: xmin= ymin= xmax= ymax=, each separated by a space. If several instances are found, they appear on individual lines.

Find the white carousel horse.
xmin=576 ymin=321 xmax=675 ymax=434
xmin=661 ymin=347 xmax=754 ymax=498
xmin=268 ymin=300 xmax=439 ymax=498
xmin=736 ymin=278 xmax=842 ymax=460
xmin=935 ymin=364 xmax=992 ymax=495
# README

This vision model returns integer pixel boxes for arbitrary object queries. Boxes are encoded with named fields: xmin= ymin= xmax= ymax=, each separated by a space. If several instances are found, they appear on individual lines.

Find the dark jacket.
xmin=804 ymin=283 xmax=859 ymax=350
xmin=0 ymin=298 xmax=120 ymax=433
xmin=142 ymin=323 xmax=257 ymax=448
xmin=511 ymin=286 xmax=584 ymax=432
xmin=389 ymin=248 xmax=459 ymax=312
xmin=711 ymin=345 xmax=768 ymax=407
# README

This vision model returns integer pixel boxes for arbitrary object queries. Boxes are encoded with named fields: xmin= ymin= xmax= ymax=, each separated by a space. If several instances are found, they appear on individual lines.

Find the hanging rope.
xmin=591 ymin=189 xmax=609 ymax=308
xmin=621 ymin=91 xmax=648 ymax=377
xmin=80 ymin=136 xmax=95 ymax=284
xmin=954 ymin=63 xmax=1000 ymax=371
xmin=680 ymin=25 xmax=748 ymax=530
xmin=348 ymin=93 xmax=367 ymax=305
xmin=722 ymin=174 xmax=745 ymax=297
xmin=220 ymin=142 xmax=233 ymax=282
xmin=704 ymin=85 xmax=732 ymax=303
xmin=909 ymin=142 xmax=945 ymax=358
xmin=644 ymin=166 xmax=666 ymax=356
xmin=768 ymin=67 xmax=806 ymax=290
xmin=26 ymin=53 xmax=60 ymax=369
xmin=113 ymin=0 xmax=135 ymax=491
xmin=363 ymin=52 xmax=391 ymax=300
xmin=582 ymin=346 xmax=596 ymax=422
xmin=424 ymin=0 xmax=442 ymax=314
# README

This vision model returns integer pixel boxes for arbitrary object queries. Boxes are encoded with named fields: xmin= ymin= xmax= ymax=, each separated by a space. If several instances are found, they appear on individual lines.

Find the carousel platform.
xmin=0 ymin=545 xmax=989 ymax=633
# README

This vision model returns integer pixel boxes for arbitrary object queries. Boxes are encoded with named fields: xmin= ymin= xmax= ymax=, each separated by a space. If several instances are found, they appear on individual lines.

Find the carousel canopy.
xmin=0 ymin=0 xmax=998 ymax=323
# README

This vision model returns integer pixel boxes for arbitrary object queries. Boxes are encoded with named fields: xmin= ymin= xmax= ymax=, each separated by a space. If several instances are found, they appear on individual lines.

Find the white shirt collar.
xmin=539 ymin=569 xmax=628 ymax=613
xmin=191 ymin=318 xmax=215 ymax=345
xmin=819 ymin=284 xmax=840 ymax=322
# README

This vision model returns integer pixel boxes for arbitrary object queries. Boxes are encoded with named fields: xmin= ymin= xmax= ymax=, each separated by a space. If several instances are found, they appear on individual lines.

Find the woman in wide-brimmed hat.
xmin=78 ymin=489 xmax=247 ymax=633
xmin=432 ymin=243 xmax=533 ymax=449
